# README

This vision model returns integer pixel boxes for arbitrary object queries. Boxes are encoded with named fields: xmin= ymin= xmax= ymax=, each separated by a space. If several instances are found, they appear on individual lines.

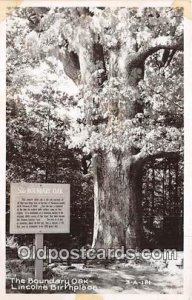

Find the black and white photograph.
xmin=5 ymin=3 xmax=186 ymax=294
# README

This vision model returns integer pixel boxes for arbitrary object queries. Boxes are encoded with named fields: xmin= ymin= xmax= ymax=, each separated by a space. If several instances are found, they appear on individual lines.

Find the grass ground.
xmin=6 ymin=252 xmax=183 ymax=294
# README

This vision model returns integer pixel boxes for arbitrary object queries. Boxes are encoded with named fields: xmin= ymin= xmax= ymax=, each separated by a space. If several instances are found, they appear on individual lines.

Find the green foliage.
xmin=6 ymin=86 xmax=94 ymax=247
xmin=7 ymin=7 xmax=183 ymax=155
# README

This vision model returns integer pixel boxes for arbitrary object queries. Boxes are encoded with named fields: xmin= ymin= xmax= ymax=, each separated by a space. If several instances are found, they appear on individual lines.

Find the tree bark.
xmin=92 ymin=150 xmax=144 ymax=249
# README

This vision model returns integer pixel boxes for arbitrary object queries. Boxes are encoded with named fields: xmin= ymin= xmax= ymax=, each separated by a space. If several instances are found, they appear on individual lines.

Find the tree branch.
xmin=58 ymin=47 xmax=81 ymax=85
xmin=128 ymin=35 xmax=183 ymax=69
xmin=134 ymin=149 xmax=181 ymax=165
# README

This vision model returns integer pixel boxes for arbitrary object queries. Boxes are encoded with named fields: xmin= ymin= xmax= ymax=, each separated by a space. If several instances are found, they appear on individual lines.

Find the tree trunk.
xmin=71 ymin=16 xmax=182 ymax=250
xmin=92 ymin=150 xmax=144 ymax=250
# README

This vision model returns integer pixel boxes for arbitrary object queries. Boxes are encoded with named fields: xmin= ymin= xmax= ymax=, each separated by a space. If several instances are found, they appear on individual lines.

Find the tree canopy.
xmin=7 ymin=7 xmax=183 ymax=160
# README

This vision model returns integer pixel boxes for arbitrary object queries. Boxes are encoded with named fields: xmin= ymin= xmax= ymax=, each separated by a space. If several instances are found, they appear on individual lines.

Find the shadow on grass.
xmin=6 ymin=260 xmax=183 ymax=294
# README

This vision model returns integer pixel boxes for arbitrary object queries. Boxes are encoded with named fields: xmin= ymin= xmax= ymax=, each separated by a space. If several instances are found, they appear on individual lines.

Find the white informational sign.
xmin=10 ymin=183 xmax=70 ymax=234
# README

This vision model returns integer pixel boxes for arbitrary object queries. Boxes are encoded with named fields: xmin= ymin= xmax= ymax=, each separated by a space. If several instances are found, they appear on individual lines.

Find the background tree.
xmin=142 ymin=157 xmax=183 ymax=249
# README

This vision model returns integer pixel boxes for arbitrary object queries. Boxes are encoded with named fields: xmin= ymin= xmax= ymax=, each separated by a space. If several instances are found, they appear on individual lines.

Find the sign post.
xmin=10 ymin=183 xmax=70 ymax=280
xmin=35 ymin=233 xmax=44 ymax=280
